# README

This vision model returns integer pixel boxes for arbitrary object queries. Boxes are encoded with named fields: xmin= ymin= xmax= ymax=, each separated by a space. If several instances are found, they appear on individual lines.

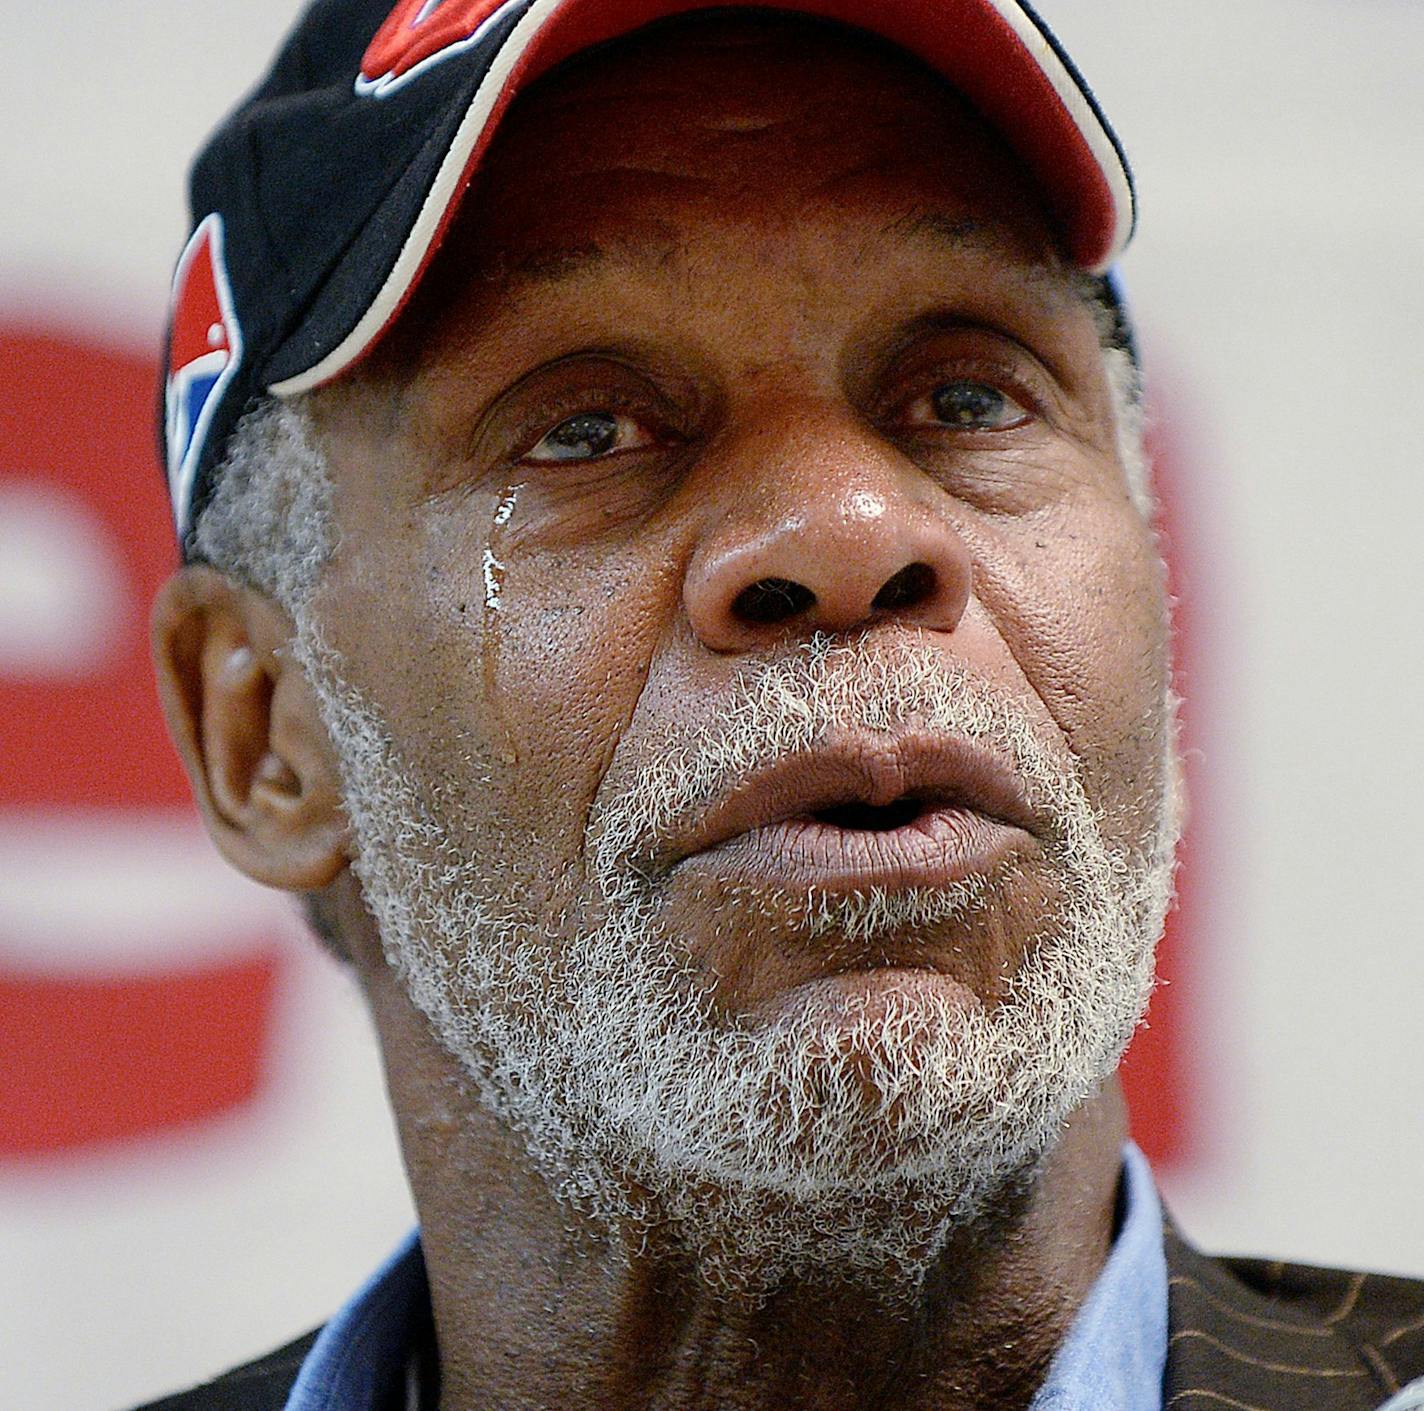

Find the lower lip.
xmin=677 ymin=807 xmax=1032 ymax=891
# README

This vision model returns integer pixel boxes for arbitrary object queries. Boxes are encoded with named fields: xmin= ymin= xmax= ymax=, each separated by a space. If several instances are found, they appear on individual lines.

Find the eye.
xmin=905 ymin=379 xmax=1030 ymax=432
xmin=522 ymin=410 xmax=654 ymax=463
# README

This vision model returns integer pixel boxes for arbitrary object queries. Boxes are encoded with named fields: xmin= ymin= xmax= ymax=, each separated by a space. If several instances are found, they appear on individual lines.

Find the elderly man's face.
xmin=300 ymin=16 xmax=1175 ymax=1287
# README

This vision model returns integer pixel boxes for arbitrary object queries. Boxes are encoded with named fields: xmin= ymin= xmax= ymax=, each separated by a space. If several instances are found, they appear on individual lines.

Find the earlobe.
xmin=151 ymin=566 xmax=349 ymax=892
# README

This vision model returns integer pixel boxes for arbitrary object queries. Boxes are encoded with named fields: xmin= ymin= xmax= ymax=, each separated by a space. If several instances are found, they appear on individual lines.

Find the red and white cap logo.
xmin=357 ymin=0 xmax=528 ymax=97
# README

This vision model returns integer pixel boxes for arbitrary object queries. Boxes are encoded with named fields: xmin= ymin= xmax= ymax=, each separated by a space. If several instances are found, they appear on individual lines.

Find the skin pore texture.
xmin=153 ymin=14 xmax=1180 ymax=1411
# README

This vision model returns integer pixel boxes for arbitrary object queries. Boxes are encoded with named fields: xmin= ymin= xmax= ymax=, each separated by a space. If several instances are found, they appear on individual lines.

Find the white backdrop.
xmin=2 ymin=2 xmax=1422 ymax=1408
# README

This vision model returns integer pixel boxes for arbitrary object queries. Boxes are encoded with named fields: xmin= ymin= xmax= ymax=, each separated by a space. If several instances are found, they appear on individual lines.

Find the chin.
xmin=663 ymin=854 xmax=1065 ymax=1025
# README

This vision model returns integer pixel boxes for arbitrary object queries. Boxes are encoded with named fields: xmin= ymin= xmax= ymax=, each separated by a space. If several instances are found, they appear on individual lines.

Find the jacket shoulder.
xmin=1166 ymin=1221 xmax=1424 ymax=1407
xmin=1223 ymin=1252 xmax=1424 ymax=1378
xmin=130 ymin=1329 xmax=320 ymax=1411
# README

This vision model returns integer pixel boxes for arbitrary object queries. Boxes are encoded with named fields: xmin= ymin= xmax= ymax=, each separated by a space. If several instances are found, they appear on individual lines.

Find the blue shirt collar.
xmin=283 ymin=1228 xmax=431 ymax=1411
xmin=287 ymin=1144 xmax=1167 ymax=1411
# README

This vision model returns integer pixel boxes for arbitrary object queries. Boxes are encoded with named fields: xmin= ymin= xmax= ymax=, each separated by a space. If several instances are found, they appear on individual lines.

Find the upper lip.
xmin=654 ymin=731 xmax=1038 ymax=874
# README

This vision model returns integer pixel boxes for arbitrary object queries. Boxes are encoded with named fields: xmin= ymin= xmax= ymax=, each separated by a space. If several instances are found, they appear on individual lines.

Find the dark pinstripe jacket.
xmin=136 ymin=1223 xmax=1424 ymax=1411
xmin=1161 ymin=1223 xmax=1424 ymax=1410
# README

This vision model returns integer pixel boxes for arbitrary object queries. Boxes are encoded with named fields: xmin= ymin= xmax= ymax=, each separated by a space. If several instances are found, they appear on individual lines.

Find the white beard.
xmin=298 ymin=625 xmax=1179 ymax=1300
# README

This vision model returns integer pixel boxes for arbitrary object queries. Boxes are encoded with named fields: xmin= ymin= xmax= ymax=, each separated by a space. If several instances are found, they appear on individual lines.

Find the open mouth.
xmin=809 ymin=794 xmax=945 ymax=833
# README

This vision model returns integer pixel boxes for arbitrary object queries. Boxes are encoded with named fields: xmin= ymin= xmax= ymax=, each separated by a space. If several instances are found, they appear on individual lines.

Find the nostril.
xmin=872 ymin=562 xmax=937 ymax=612
xmin=732 ymin=577 xmax=816 ymax=625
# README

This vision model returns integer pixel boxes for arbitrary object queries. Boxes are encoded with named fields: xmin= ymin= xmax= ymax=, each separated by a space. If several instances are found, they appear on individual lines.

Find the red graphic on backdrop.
xmin=0 ymin=326 xmax=280 ymax=1158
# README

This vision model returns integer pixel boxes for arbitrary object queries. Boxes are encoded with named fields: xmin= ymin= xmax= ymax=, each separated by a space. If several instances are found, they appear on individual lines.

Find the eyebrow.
xmin=489 ymin=227 xmax=686 ymax=288
xmin=877 ymin=210 xmax=1071 ymax=289
xmin=502 ymin=212 xmax=994 ymax=282
xmin=878 ymin=210 xmax=987 ymax=248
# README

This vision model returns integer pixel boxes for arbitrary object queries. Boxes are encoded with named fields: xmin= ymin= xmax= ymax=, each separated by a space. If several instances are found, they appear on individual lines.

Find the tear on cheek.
xmin=480 ymin=484 xmax=523 ymax=766
xmin=483 ymin=486 xmax=520 ymax=613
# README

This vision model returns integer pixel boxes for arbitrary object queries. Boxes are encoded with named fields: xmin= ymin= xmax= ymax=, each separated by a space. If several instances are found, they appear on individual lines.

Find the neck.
xmin=362 ymin=945 xmax=1128 ymax=1411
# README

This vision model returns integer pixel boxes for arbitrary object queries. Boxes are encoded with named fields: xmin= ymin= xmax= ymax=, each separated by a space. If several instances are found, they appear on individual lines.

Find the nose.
xmin=684 ymin=439 xmax=973 ymax=652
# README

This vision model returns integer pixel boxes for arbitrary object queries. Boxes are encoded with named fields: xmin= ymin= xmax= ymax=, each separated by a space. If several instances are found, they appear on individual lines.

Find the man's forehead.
xmin=375 ymin=134 xmax=1076 ymax=384
xmin=431 ymin=18 xmax=1067 ymax=309
xmin=477 ymin=212 xmax=1073 ymax=301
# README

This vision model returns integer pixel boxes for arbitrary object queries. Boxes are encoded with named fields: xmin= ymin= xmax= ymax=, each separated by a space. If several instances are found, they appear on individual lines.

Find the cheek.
xmin=422 ymin=505 xmax=682 ymax=894
xmin=973 ymin=498 xmax=1171 ymax=840
xmin=319 ymin=499 xmax=675 ymax=896
xmin=498 ymin=541 xmax=670 ymax=786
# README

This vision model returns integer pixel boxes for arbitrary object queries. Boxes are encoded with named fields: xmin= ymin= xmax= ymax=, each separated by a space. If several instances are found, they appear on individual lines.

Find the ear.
xmin=151 ymin=565 xmax=348 ymax=891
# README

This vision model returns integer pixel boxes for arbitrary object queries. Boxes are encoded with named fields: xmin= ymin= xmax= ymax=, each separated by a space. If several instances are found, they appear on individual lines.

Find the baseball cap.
xmin=162 ymin=0 xmax=1137 ymax=545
